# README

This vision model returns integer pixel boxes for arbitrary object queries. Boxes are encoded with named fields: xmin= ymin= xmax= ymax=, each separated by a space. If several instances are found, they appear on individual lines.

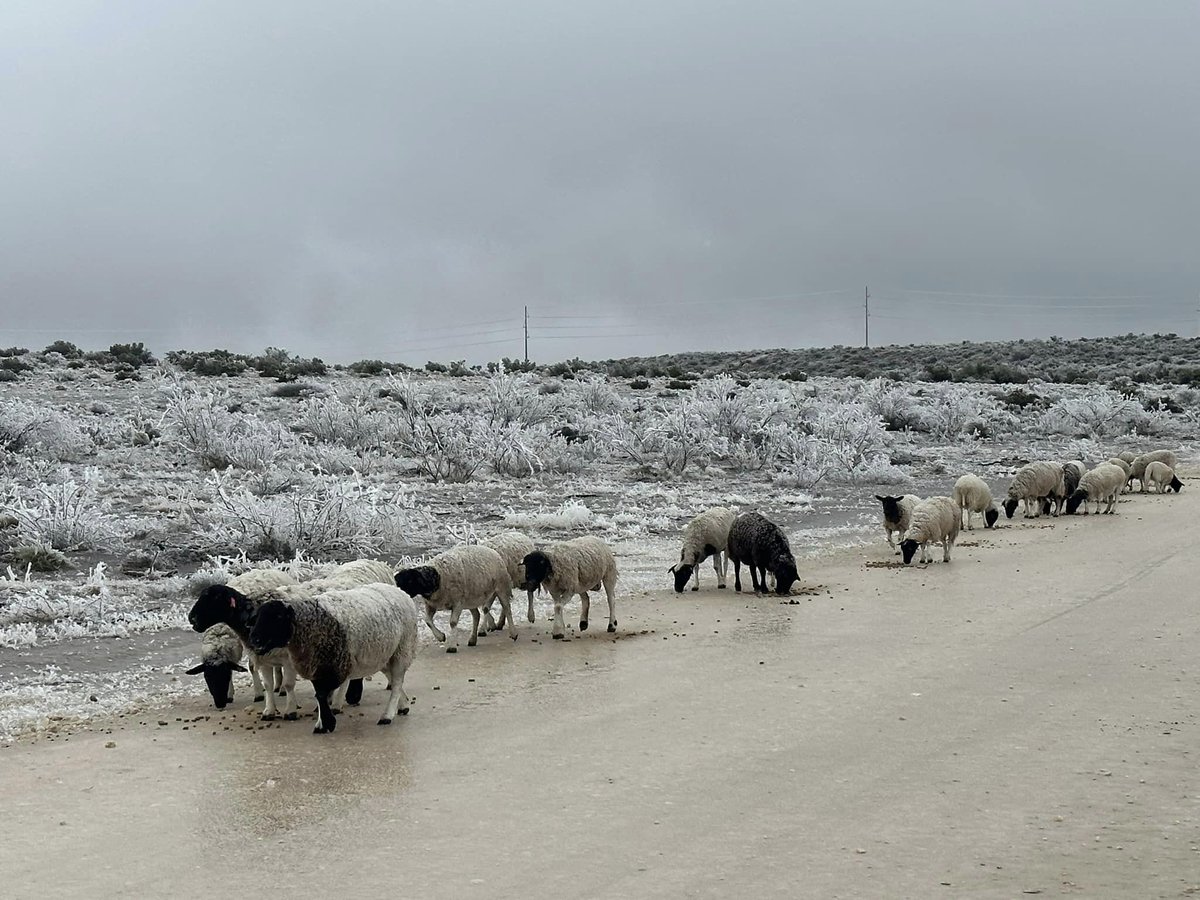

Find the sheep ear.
xmin=667 ymin=564 xmax=677 ymax=574
xmin=185 ymin=664 xmax=206 ymax=675
xmin=874 ymin=495 xmax=885 ymax=502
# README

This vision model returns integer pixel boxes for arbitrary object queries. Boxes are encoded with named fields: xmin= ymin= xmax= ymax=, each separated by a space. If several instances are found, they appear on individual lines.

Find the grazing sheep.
xmin=1062 ymin=461 xmax=1086 ymax=497
xmin=726 ymin=512 xmax=798 ymax=596
xmin=1004 ymin=462 xmax=1066 ymax=519
xmin=1143 ymin=460 xmax=1184 ymax=494
xmin=1117 ymin=451 xmax=1138 ymax=465
xmin=188 ymin=568 xmax=302 ymax=719
xmin=248 ymin=583 xmax=418 ymax=735
xmin=1129 ymin=450 xmax=1180 ymax=493
xmin=519 ymin=536 xmax=619 ymax=639
xmin=875 ymin=495 xmax=921 ymax=552
xmin=481 ymin=531 xmax=537 ymax=630
xmin=899 ymin=496 xmax=960 ymax=564
xmin=951 ymin=475 xmax=999 ymax=530
xmin=186 ymin=623 xmax=247 ymax=710
xmin=394 ymin=545 xmax=517 ymax=652
xmin=1107 ymin=457 xmax=1132 ymax=478
xmin=1065 ymin=462 xmax=1127 ymax=515
xmin=669 ymin=506 xmax=737 ymax=593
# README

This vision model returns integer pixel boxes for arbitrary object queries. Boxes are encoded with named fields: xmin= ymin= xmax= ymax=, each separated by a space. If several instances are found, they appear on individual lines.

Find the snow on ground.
xmin=1 ymin=360 xmax=1195 ymax=741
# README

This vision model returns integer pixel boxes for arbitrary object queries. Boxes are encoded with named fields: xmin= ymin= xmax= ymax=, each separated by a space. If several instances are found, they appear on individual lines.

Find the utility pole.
xmin=523 ymin=305 xmax=529 ymax=363
xmin=864 ymin=286 xmax=870 ymax=348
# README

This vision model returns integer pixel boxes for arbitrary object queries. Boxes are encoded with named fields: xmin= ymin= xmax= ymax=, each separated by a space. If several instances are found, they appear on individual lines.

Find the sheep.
xmin=899 ymin=496 xmax=960 ymax=564
xmin=1036 ymin=460 xmax=1088 ymax=515
xmin=1003 ymin=462 xmax=1066 ymax=519
xmin=518 ymin=536 xmax=618 ymax=639
xmin=480 ymin=531 xmax=537 ymax=631
xmin=951 ymin=476 xmax=999 ymax=530
xmin=1117 ymin=451 xmax=1138 ymax=465
xmin=248 ymin=583 xmax=418 ymax=735
xmin=875 ymin=495 xmax=920 ymax=552
xmin=268 ymin=558 xmax=399 ymax=705
xmin=726 ymin=512 xmax=798 ymax=596
xmin=1129 ymin=450 xmax=1180 ymax=493
xmin=394 ymin=544 xmax=517 ymax=652
xmin=186 ymin=623 xmax=247 ymax=710
xmin=1106 ymin=457 xmax=1132 ymax=479
xmin=1065 ymin=462 xmax=1127 ymax=515
xmin=1143 ymin=460 xmax=1184 ymax=494
xmin=188 ymin=568 xmax=303 ymax=719
xmin=669 ymin=506 xmax=737 ymax=593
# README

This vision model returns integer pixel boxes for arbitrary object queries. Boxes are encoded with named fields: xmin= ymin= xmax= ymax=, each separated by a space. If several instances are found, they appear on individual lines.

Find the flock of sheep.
xmin=875 ymin=448 xmax=1182 ymax=565
xmin=181 ymin=449 xmax=1181 ymax=735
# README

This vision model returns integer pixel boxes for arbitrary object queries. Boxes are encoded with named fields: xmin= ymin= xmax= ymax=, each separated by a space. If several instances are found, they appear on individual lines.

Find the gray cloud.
xmin=1 ymin=1 xmax=1197 ymax=363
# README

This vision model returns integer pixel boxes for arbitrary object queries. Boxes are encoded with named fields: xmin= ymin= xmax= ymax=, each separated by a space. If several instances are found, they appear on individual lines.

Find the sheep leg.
xmin=249 ymin=662 xmax=266 ymax=703
xmin=750 ymin=566 xmax=762 ymax=596
xmin=331 ymin=681 xmax=349 ymax=713
xmin=280 ymin=664 xmax=301 ymax=719
xmin=378 ymin=657 xmax=410 ymax=725
xmin=942 ymin=537 xmax=952 ymax=563
xmin=551 ymin=592 xmax=567 ymax=639
xmin=446 ymin=604 xmax=462 ymax=653
xmin=886 ymin=527 xmax=895 ymax=550
xmin=690 ymin=565 xmax=700 ymax=591
xmin=312 ymin=686 xmax=337 ymax=735
xmin=579 ymin=591 xmax=591 ymax=631
xmin=468 ymin=609 xmax=481 ymax=647
xmin=495 ymin=591 xmax=518 ymax=641
xmin=715 ymin=551 xmax=727 ymax=589
xmin=259 ymin=663 xmax=280 ymax=719
xmin=604 ymin=574 xmax=617 ymax=632
xmin=733 ymin=560 xmax=742 ymax=592
xmin=526 ymin=588 xmax=536 ymax=624
xmin=423 ymin=602 xmax=446 ymax=642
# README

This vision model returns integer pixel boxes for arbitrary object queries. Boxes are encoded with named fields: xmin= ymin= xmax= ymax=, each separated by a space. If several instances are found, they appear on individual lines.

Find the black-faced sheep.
xmin=248 ymin=583 xmax=418 ymax=735
xmin=951 ymin=475 xmax=998 ymax=530
xmin=186 ymin=623 xmax=247 ymax=710
xmin=519 ymin=536 xmax=618 ymax=639
xmin=875 ymin=495 xmax=920 ymax=552
xmin=1004 ymin=462 xmax=1066 ymax=519
xmin=669 ymin=506 xmax=737 ymax=593
xmin=394 ymin=545 xmax=517 ymax=652
xmin=1129 ymin=450 xmax=1179 ymax=493
xmin=726 ymin=512 xmax=798 ymax=596
xmin=1065 ymin=462 xmax=1127 ymax=515
xmin=899 ymin=496 xmax=960 ymax=564
xmin=1143 ymin=460 xmax=1183 ymax=494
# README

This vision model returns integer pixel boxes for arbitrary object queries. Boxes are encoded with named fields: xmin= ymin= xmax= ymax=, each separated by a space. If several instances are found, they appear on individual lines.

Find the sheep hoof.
xmin=253 ymin=693 xmax=264 ymax=702
xmin=282 ymin=712 xmax=299 ymax=721
xmin=579 ymin=620 xmax=589 ymax=631
xmin=691 ymin=586 xmax=699 ymax=592
xmin=377 ymin=718 xmax=392 ymax=726
xmin=718 ymin=584 xmax=726 ymax=589
xmin=468 ymin=638 xmax=477 ymax=647
xmin=446 ymin=646 xmax=457 ymax=654
xmin=313 ymin=725 xmax=333 ymax=735
xmin=607 ymin=622 xmax=617 ymax=632
xmin=552 ymin=633 xmax=565 ymax=640
xmin=260 ymin=713 xmax=278 ymax=721
xmin=398 ymin=707 xmax=410 ymax=716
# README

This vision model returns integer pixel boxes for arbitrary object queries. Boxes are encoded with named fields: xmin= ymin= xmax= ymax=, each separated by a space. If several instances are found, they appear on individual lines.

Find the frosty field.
xmin=1 ymin=355 xmax=1197 ymax=741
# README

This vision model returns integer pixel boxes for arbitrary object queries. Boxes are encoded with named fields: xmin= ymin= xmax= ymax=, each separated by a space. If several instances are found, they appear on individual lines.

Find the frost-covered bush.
xmin=0 ymin=399 xmax=93 ymax=461
xmin=858 ymin=378 xmax=924 ymax=432
xmin=917 ymin=385 xmax=1012 ymax=440
xmin=607 ymin=400 xmax=709 ymax=476
xmin=484 ymin=369 xmax=551 ymax=426
xmin=1040 ymin=388 xmax=1143 ymax=439
xmin=164 ymin=386 xmax=299 ymax=470
xmin=504 ymin=499 xmax=599 ymax=531
xmin=206 ymin=472 xmax=433 ymax=559
xmin=5 ymin=468 xmax=112 ymax=550
xmin=296 ymin=393 xmax=395 ymax=450
xmin=572 ymin=374 xmax=622 ymax=416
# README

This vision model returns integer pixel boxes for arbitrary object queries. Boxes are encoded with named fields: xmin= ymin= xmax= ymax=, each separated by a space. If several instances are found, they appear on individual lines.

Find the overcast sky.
xmin=2 ymin=1 xmax=1197 ymax=364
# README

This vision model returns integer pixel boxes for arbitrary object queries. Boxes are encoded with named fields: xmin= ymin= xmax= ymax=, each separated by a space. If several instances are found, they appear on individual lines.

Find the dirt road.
xmin=3 ymin=489 xmax=1197 ymax=898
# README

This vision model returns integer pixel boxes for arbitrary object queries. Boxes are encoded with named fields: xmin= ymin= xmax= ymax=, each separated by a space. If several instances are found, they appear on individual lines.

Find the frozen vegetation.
xmin=0 ymin=341 xmax=1197 ymax=740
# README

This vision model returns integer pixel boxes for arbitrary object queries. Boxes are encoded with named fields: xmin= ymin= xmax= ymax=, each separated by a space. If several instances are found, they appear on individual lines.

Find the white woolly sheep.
xmin=188 ymin=568 xmax=302 ymax=719
xmin=951 ymin=475 xmax=999 ymax=530
xmin=1143 ymin=460 xmax=1184 ymax=494
xmin=394 ymin=545 xmax=517 ymax=652
xmin=1106 ymin=457 xmax=1131 ymax=478
xmin=1004 ymin=462 xmax=1066 ymax=519
xmin=1117 ymin=451 xmax=1138 ymax=465
xmin=669 ymin=506 xmax=737 ymax=593
xmin=186 ymin=623 xmax=247 ymax=710
xmin=1129 ymin=450 xmax=1179 ymax=493
xmin=480 ymin=531 xmax=537 ymax=631
xmin=248 ymin=583 xmax=419 ymax=735
xmin=519 ymin=536 xmax=618 ymax=639
xmin=900 ymin=496 xmax=961 ymax=564
xmin=874 ymin=494 xmax=920 ymax=552
xmin=1066 ymin=462 xmax=1127 ymax=515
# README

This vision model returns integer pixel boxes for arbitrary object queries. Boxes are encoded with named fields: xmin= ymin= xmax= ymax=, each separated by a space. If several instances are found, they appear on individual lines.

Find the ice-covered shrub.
xmin=484 ymin=369 xmax=550 ymax=426
xmin=1040 ymin=388 xmax=1143 ymax=439
xmin=858 ymin=378 xmax=924 ymax=432
xmin=6 ymin=543 xmax=69 ymax=573
xmin=918 ymin=385 xmax=1011 ymax=440
xmin=296 ymin=393 xmax=394 ymax=450
xmin=206 ymin=472 xmax=432 ymax=559
xmin=5 ymin=468 xmax=112 ymax=550
xmin=0 ymin=399 xmax=93 ymax=461
xmin=503 ymin=499 xmax=599 ymax=531
xmin=164 ymin=386 xmax=299 ymax=470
